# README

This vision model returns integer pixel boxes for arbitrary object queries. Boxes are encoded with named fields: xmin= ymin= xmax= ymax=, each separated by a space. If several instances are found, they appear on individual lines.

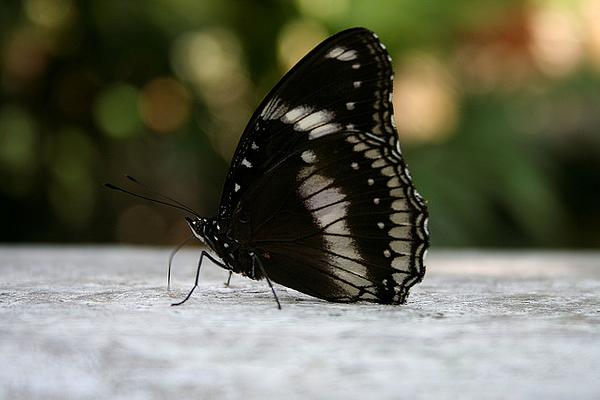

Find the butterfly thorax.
xmin=186 ymin=217 xmax=261 ymax=279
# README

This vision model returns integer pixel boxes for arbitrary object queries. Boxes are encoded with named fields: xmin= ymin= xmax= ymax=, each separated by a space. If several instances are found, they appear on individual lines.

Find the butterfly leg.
xmin=251 ymin=253 xmax=282 ymax=310
xmin=171 ymin=250 xmax=225 ymax=306
xmin=167 ymin=235 xmax=194 ymax=292
xmin=224 ymin=271 xmax=233 ymax=287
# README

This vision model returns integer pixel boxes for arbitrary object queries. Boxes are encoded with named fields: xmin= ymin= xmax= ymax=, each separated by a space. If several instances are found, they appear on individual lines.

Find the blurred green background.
xmin=1 ymin=0 xmax=599 ymax=247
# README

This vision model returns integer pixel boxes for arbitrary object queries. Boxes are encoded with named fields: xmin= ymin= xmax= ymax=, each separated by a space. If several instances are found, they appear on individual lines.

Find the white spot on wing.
xmin=338 ymin=50 xmax=358 ymax=61
xmin=372 ymin=159 xmax=387 ymax=168
xmin=297 ymin=172 xmax=364 ymax=271
xmin=381 ymin=166 xmax=395 ymax=176
xmin=314 ymin=201 xmax=348 ymax=227
xmin=392 ymin=258 xmax=407 ymax=270
xmin=241 ymin=158 xmax=252 ymax=168
xmin=353 ymin=143 xmax=368 ymax=152
xmin=234 ymin=183 xmax=240 ymax=192
xmin=282 ymin=106 xmax=313 ymax=124
xmin=262 ymin=97 xmax=288 ymax=120
xmin=346 ymin=102 xmax=355 ymax=110
xmin=390 ymin=188 xmax=404 ymax=197
xmin=352 ymin=63 xmax=360 ymax=69
xmin=326 ymin=47 xmax=345 ymax=59
xmin=295 ymin=110 xmax=335 ymax=131
xmin=390 ymin=212 xmax=410 ymax=224
xmin=387 ymin=177 xmax=400 ymax=187
xmin=251 ymin=142 xmax=259 ymax=150
xmin=309 ymin=123 xmax=341 ymax=140
xmin=301 ymin=150 xmax=317 ymax=164
xmin=298 ymin=174 xmax=334 ymax=200
xmin=392 ymin=200 xmax=406 ymax=211
xmin=391 ymin=240 xmax=411 ymax=253
xmin=298 ymin=164 xmax=317 ymax=180
xmin=365 ymin=149 xmax=381 ymax=159
xmin=324 ymin=217 xmax=350 ymax=236
xmin=353 ymin=81 xmax=362 ymax=88
xmin=315 ymin=202 xmax=362 ymax=261
xmin=306 ymin=187 xmax=345 ymax=211
xmin=390 ymin=226 xmax=411 ymax=239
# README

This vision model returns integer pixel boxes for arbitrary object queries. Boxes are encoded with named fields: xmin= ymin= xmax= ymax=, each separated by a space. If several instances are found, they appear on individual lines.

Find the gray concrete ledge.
xmin=1 ymin=246 xmax=599 ymax=399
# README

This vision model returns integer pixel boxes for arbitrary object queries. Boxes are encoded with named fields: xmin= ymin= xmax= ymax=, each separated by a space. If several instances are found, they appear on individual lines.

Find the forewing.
xmin=218 ymin=27 xmax=398 ymax=223
xmin=218 ymin=27 xmax=429 ymax=304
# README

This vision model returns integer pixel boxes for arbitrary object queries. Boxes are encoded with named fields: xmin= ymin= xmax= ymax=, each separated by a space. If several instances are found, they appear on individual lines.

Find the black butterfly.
xmin=109 ymin=27 xmax=429 ymax=308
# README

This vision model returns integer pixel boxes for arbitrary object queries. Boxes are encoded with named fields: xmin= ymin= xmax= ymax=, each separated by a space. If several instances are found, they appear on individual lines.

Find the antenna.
xmin=104 ymin=183 xmax=200 ymax=217
xmin=124 ymin=175 xmax=200 ymax=218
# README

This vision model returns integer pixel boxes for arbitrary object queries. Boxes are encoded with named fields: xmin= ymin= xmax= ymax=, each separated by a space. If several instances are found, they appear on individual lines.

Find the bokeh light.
xmin=529 ymin=4 xmax=583 ymax=77
xmin=171 ymin=29 xmax=244 ymax=99
xmin=2 ymin=28 xmax=49 ymax=89
xmin=140 ymin=77 xmax=191 ymax=134
xmin=171 ymin=28 xmax=252 ymax=159
xmin=393 ymin=54 xmax=458 ymax=143
xmin=582 ymin=0 xmax=600 ymax=69
xmin=24 ymin=0 xmax=74 ymax=29
xmin=0 ymin=105 xmax=38 ymax=174
xmin=93 ymin=83 xmax=142 ymax=139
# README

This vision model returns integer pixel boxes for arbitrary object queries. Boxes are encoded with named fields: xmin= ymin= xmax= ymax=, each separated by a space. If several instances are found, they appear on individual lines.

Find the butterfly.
xmin=108 ymin=27 xmax=429 ymax=308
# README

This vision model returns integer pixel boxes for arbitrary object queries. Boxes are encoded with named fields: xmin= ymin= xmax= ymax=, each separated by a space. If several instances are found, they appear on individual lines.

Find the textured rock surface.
xmin=1 ymin=246 xmax=599 ymax=399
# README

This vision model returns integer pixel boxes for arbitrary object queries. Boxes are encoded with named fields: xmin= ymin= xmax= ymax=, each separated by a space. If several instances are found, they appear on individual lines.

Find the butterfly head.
xmin=185 ymin=216 xmax=208 ymax=243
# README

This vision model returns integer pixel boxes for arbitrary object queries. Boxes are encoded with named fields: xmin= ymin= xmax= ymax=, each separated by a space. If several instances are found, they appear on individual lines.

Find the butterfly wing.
xmin=218 ymin=27 xmax=429 ymax=304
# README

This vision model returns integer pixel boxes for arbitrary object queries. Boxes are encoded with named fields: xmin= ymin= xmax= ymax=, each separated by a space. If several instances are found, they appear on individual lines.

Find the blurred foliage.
xmin=1 ymin=0 xmax=599 ymax=247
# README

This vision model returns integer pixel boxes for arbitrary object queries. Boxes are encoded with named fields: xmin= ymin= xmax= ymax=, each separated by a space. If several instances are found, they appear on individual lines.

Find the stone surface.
xmin=1 ymin=246 xmax=599 ymax=399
